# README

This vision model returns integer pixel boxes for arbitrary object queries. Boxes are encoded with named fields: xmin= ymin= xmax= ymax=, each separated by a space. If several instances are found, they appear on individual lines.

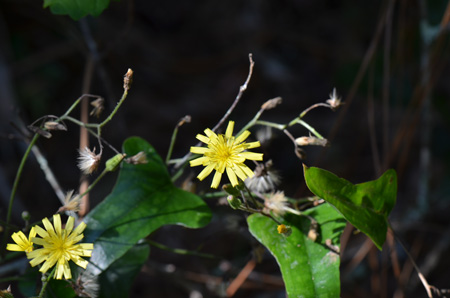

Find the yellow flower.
xmin=190 ymin=121 xmax=263 ymax=188
xmin=27 ymin=214 xmax=94 ymax=280
xmin=7 ymin=227 xmax=36 ymax=253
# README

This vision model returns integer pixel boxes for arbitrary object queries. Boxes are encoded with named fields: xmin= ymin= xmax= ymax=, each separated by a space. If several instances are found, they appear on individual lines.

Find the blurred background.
xmin=0 ymin=0 xmax=450 ymax=297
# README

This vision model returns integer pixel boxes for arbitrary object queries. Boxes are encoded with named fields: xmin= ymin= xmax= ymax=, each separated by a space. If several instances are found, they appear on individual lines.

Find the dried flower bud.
xmin=77 ymin=147 xmax=101 ymax=175
xmin=58 ymin=190 xmax=81 ymax=213
xmin=264 ymin=191 xmax=288 ymax=216
xmin=44 ymin=121 xmax=67 ymax=131
xmin=125 ymin=151 xmax=148 ymax=165
xmin=261 ymin=97 xmax=282 ymax=110
xmin=28 ymin=125 xmax=52 ymax=139
xmin=123 ymin=68 xmax=133 ymax=91
xmin=295 ymin=136 xmax=328 ymax=147
xmin=105 ymin=153 xmax=126 ymax=172
xmin=90 ymin=97 xmax=105 ymax=118
xmin=177 ymin=115 xmax=191 ymax=128
xmin=277 ymin=224 xmax=292 ymax=236
xmin=326 ymin=88 xmax=343 ymax=111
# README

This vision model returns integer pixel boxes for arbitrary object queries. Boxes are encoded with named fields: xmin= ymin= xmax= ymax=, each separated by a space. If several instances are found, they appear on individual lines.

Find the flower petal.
xmin=225 ymin=121 xmax=235 ymax=138
xmin=211 ymin=171 xmax=222 ymax=188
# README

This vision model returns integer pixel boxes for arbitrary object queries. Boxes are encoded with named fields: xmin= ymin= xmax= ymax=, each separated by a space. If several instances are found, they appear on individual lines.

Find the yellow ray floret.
xmin=190 ymin=121 xmax=263 ymax=188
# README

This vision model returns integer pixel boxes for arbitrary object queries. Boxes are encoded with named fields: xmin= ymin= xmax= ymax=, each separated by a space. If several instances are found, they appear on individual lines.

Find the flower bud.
xmin=105 ymin=154 xmax=126 ymax=172
xmin=21 ymin=211 xmax=30 ymax=221
xmin=227 ymin=195 xmax=243 ymax=210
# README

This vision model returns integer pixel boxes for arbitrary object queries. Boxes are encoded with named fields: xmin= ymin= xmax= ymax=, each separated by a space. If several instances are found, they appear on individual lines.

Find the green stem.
xmin=296 ymin=119 xmax=324 ymax=139
xmin=79 ymin=167 xmax=109 ymax=199
xmin=166 ymin=125 xmax=179 ymax=164
xmin=36 ymin=266 xmax=56 ymax=298
xmin=99 ymin=90 xmax=128 ymax=129
xmin=2 ymin=133 xmax=40 ymax=254
xmin=255 ymin=120 xmax=286 ymax=130
xmin=237 ymin=108 xmax=265 ymax=136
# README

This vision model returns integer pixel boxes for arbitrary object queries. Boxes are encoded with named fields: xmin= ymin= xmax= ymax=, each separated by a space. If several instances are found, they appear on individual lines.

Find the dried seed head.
xmin=245 ymin=160 xmax=280 ymax=193
xmin=261 ymin=97 xmax=282 ymax=110
xmin=72 ymin=270 xmax=100 ymax=298
xmin=77 ymin=147 xmax=101 ymax=175
xmin=264 ymin=191 xmax=288 ymax=216
xmin=295 ymin=136 xmax=329 ymax=147
xmin=58 ymin=190 xmax=81 ymax=213
xmin=90 ymin=97 xmax=105 ymax=118
xmin=326 ymin=88 xmax=343 ymax=111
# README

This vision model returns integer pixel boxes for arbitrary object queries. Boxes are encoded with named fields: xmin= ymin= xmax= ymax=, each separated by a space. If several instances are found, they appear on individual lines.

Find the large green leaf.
xmin=248 ymin=203 xmax=346 ymax=298
xmin=43 ymin=0 xmax=111 ymax=20
xmin=303 ymin=165 xmax=397 ymax=250
xmin=83 ymin=137 xmax=211 ymax=275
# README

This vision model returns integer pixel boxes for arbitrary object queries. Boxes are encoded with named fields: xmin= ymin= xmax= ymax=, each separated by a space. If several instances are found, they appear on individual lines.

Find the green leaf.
xmin=45 ymin=280 xmax=76 ymax=298
xmin=248 ymin=204 xmax=346 ymax=298
xmin=43 ymin=0 xmax=111 ymax=20
xmin=303 ymin=165 xmax=397 ymax=250
xmin=99 ymin=243 xmax=150 ymax=298
xmin=83 ymin=137 xmax=211 ymax=275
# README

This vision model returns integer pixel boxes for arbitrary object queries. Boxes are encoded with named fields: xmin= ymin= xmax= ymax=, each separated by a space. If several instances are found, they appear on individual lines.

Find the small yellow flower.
xmin=27 ymin=214 xmax=94 ymax=280
xmin=6 ymin=227 xmax=36 ymax=253
xmin=277 ymin=224 xmax=288 ymax=234
xmin=190 ymin=121 xmax=263 ymax=188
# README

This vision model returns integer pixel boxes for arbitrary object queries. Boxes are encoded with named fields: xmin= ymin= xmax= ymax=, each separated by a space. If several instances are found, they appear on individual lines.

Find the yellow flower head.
xmin=7 ymin=227 xmax=36 ymax=253
xmin=27 ymin=214 xmax=94 ymax=280
xmin=190 ymin=121 xmax=263 ymax=188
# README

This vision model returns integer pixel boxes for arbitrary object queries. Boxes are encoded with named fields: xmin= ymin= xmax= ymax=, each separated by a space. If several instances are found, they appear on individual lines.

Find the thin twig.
xmin=211 ymin=53 xmax=255 ymax=133
xmin=391 ymin=226 xmax=433 ymax=297
xmin=173 ymin=54 xmax=255 ymax=171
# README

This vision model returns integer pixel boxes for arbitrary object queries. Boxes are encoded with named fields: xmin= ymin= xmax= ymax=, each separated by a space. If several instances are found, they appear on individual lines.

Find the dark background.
xmin=1 ymin=0 xmax=450 ymax=297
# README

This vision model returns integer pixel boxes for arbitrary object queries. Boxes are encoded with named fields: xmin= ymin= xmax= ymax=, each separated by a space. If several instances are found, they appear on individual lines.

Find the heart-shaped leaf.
xmin=248 ymin=203 xmax=346 ymax=297
xmin=303 ymin=165 xmax=397 ymax=250
xmin=83 ymin=137 xmax=211 ymax=275
xmin=43 ymin=0 xmax=111 ymax=20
